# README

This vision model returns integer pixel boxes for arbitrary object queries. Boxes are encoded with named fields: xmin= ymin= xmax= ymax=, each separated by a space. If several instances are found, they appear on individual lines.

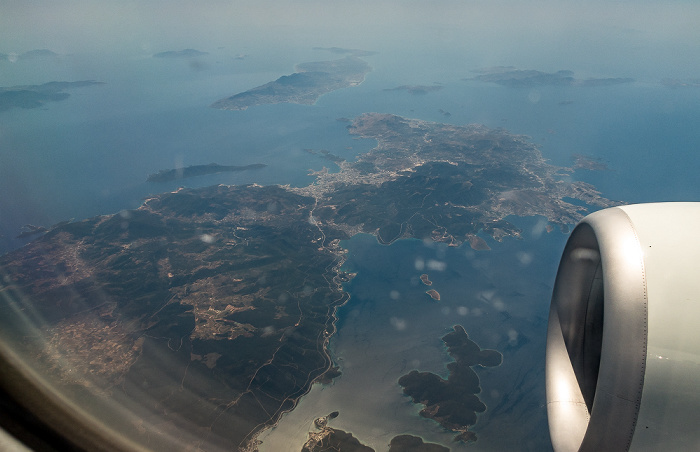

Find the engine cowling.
xmin=546 ymin=202 xmax=700 ymax=451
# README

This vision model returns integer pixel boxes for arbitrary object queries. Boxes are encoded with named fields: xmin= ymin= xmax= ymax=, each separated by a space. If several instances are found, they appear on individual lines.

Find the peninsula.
xmin=15 ymin=224 xmax=48 ymax=239
xmin=302 ymin=431 xmax=449 ymax=452
xmin=302 ymin=113 xmax=618 ymax=247
xmin=0 ymin=112 xmax=617 ymax=451
xmin=302 ymin=412 xmax=448 ymax=452
xmin=146 ymin=163 xmax=266 ymax=183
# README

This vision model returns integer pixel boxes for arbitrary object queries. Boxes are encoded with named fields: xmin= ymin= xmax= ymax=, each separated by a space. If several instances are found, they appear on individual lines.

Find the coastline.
xmin=245 ymin=246 xmax=352 ymax=451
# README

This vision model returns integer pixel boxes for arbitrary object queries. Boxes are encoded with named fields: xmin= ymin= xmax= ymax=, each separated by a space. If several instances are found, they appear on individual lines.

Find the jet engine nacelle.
xmin=546 ymin=203 xmax=700 ymax=451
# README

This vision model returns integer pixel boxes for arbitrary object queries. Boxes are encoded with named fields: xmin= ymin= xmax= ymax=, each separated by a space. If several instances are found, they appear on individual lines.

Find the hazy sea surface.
xmin=0 ymin=51 xmax=375 ymax=253
xmin=3 ymin=49 xmax=700 ymax=253
xmin=259 ymin=222 xmax=567 ymax=451
xmin=3 ymin=45 xmax=700 ymax=452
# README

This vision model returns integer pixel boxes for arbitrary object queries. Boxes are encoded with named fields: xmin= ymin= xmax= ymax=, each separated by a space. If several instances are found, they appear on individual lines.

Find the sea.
xmin=2 ymin=44 xmax=700 ymax=451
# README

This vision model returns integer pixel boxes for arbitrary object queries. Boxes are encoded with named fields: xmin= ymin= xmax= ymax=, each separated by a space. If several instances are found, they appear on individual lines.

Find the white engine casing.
xmin=546 ymin=203 xmax=700 ymax=451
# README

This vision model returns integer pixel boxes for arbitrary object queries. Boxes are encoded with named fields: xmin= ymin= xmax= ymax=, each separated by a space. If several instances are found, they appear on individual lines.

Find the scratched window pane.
xmin=1 ymin=2 xmax=699 ymax=451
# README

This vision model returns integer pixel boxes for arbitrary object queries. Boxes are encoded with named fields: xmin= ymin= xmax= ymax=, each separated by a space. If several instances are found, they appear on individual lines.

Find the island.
xmin=419 ymin=274 xmax=432 ymax=286
xmin=468 ymin=66 xmax=633 ymax=87
xmin=0 ymin=81 xmax=104 ymax=112
xmin=398 ymin=325 xmax=503 ymax=443
xmin=572 ymin=154 xmax=608 ymax=171
xmin=661 ymin=78 xmax=700 ymax=88
xmin=426 ymin=289 xmax=440 ymax=301
xmin=466 ymin=234 xmax=490 ymax=251
xmin=312 ymin=47 xmax=377 ymax=57
xmin=2 ymin=50 xmax=58 ymax=62
xmin=146 ymin=163 xmax=267 ymax=183
xmin=0 ymin=112 xmax=617 ymax=450
xmin=153 ymin=49 xmax=209 ymax=58
xmin=21 ymin=49 xmax=58 ymax=59
xmin=383 ymin=84 xmax=443 ymax=95
xmin=15 ymin=224 xmax=48 ymax=239
xmin=210 ymin=56 xmax=371 ymax=110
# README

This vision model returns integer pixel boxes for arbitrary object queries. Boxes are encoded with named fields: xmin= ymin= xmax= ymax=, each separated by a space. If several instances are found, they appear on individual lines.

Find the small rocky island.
xmin=426 ymin=289 xmax=441 ymax=301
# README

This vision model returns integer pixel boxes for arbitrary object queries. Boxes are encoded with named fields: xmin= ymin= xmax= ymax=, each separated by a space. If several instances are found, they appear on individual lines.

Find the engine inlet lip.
xmin=546 ymin=206 xmax=648 ymax=452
